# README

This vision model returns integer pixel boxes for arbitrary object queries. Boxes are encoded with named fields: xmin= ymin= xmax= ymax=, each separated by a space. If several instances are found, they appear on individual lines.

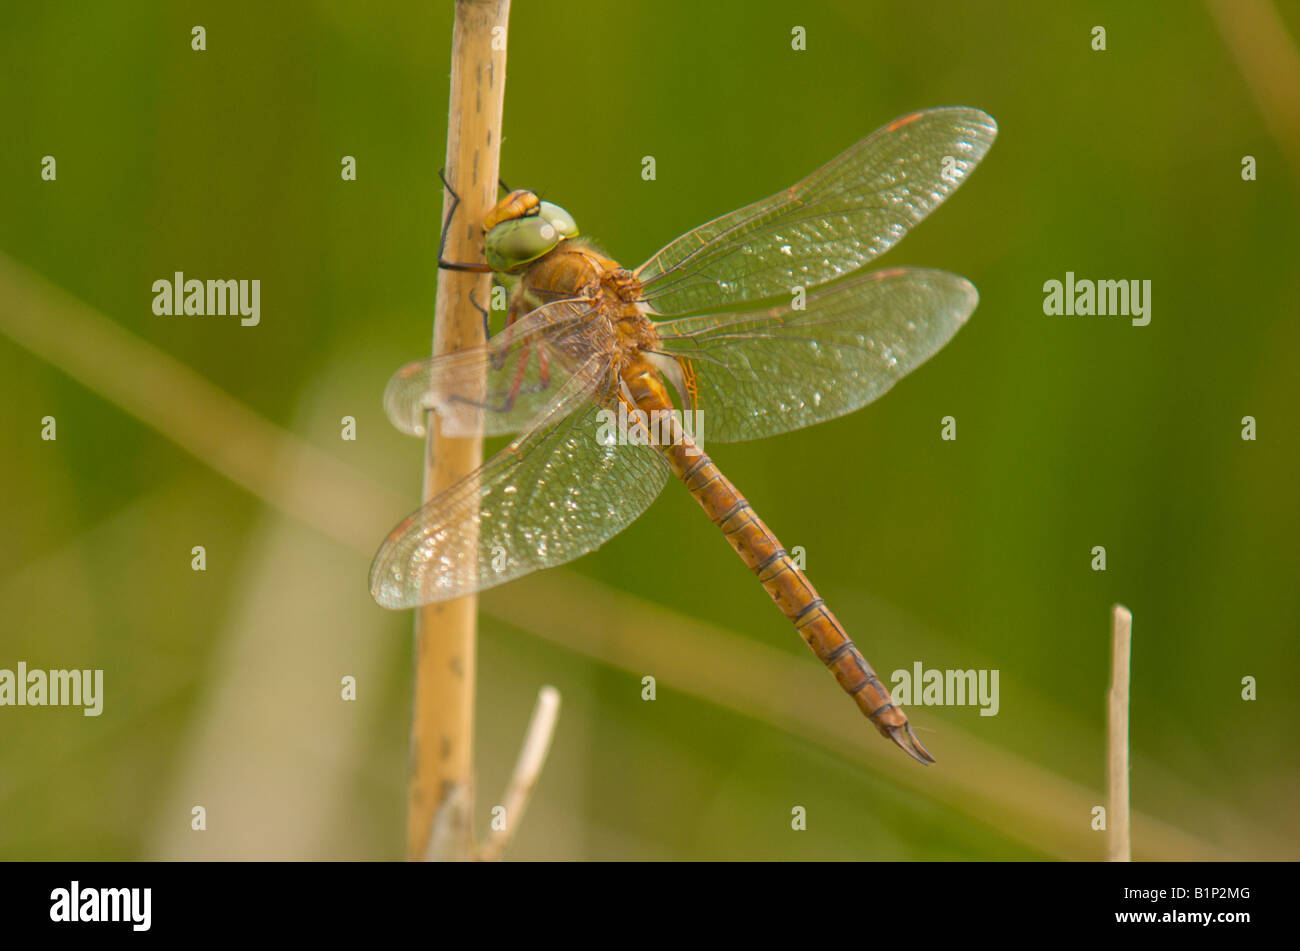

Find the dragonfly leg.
xmin=488 ymin=299 xmax=523 ymax=373
xmin=444 ymin=341 xmax=551 ymax=415
xmin=501 ymin=340 xmax=536 ymax=411
xmin=488 ymin=295 xmax=533 ymax=372
xmin=536 ymin=344 xmax=552 ymax=388
xmin=444 ymin=382 xmax=552 ymax=416
xmin=469 ymin=288 xmax=492 ymax=342
xmin=437 ymin=167 xmax=494 ymax=274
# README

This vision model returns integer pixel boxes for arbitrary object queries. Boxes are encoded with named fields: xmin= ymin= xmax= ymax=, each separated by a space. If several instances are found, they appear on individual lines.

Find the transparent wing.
xmin=370 ymin=362 xmax=671 ymax=608
xmin=383 ymin=298 xmax=610 ymax=437
xmin=635 ymin=107 xmax=996 ymax=316
xmin=650 ymin=267 xmax=977 ymax=443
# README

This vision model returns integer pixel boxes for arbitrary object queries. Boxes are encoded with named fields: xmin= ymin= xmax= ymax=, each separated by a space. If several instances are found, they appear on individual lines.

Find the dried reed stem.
xmin=1107 ymin=603 xmax=1132 ymax=862
xmin=407 ymin=0 xmax=511 ymax=861
xmin=478 ymin=686 xmax=562 ymax=861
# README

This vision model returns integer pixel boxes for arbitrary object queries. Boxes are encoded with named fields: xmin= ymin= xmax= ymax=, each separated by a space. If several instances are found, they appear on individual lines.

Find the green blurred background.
xmin=2 ymin=0 xmax=1297 ymax=860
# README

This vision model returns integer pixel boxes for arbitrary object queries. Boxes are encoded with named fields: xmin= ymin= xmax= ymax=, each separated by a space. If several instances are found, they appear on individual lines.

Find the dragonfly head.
xmin=483 ymin=189 xmax=579 ymax=273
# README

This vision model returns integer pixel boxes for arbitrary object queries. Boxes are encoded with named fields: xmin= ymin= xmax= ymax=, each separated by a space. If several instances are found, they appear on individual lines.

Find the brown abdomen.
xmin=620 ymin=356 xmax=933 ymax=763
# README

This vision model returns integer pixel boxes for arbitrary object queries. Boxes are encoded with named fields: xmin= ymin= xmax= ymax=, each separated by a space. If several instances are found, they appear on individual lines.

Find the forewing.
xmin=636 ymin=107 xmax=996 ymax=316
xmin=370 ymin=362 xmax=670 ymax=608
xmin=651 ymin=268 xmax=977 ymax=443
xmin=383 ymin=298 xmax=608 ymax=437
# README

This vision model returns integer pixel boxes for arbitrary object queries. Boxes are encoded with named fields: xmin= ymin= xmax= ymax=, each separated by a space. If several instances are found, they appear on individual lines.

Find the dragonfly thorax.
xmin=507 ymin=239 xmax=659 ymax=365
xmin=513 ymin=239 xmax=639 ymax=306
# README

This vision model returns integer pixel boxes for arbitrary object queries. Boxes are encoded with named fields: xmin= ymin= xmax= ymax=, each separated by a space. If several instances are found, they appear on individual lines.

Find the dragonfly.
xmin=371 ymin=107 xmax=997 ymax=764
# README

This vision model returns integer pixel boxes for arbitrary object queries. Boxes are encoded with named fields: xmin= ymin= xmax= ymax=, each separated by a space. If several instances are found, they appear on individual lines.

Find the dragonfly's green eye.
xmin=484 ymin=201 xmax=579 ymax=272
